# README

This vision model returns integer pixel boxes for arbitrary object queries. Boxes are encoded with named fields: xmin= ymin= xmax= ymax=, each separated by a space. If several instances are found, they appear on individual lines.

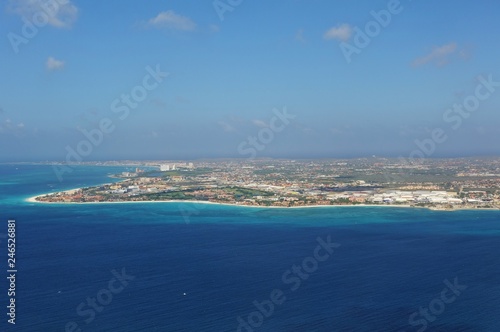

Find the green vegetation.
xmin=140 ymin=191 xmax=192 ymax=200
xmin=332 ymin=198 xmax=350 ymax=204
xmin=223 ymin=186 xmax=273 ymax=198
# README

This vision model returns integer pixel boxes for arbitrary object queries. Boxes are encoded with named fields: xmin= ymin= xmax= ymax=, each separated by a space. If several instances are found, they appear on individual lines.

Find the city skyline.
xmin=2 ymin=0 xmax=500 ymax=161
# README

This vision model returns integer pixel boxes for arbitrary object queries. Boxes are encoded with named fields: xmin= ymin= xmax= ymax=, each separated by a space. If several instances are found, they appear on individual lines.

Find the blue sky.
xmin=1 ymin=0 xmax=500 ymax=161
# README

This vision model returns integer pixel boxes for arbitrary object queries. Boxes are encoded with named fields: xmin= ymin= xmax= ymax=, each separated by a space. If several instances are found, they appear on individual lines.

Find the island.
xmin=30 ymin=158 xmax=500 ymax=210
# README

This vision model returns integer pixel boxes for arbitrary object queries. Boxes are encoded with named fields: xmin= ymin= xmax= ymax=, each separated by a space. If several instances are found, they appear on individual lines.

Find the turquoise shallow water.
xmin=1 ymin=164 xmax=500 ymax=331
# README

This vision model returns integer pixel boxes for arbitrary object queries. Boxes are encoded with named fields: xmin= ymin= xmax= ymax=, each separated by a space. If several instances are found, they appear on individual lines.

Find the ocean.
xmin=1 ymin=164 xmax=499 ymax=331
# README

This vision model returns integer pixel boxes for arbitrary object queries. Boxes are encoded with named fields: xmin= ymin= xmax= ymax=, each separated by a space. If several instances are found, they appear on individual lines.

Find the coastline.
xmin=24 ymin=192 xmax=499 ymax=212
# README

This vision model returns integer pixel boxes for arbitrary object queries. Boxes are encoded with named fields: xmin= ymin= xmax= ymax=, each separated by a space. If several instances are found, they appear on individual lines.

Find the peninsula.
xmin=31 ymin=158 xmax=500 ymax=210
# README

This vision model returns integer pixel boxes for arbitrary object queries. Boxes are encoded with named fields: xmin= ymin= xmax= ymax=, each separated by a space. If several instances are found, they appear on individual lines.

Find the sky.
xmin=1 ymin=0 xmax=500 ymax=162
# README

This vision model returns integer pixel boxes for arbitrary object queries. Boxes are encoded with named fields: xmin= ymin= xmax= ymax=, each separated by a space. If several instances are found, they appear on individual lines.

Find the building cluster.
xmin=35 ymin=158 xmax=500 ymax=209
xmin=159 ymin=163 xmax=194 ymax=171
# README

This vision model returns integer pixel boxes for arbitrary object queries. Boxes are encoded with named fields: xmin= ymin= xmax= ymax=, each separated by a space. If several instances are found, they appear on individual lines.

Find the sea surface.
xmin=1 ymin=164 xmax=500 ymax=331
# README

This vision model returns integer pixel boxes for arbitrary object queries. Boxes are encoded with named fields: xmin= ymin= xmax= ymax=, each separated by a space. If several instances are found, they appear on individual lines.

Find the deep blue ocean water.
xmin=0 ymin=164 xmax=500 ymax=331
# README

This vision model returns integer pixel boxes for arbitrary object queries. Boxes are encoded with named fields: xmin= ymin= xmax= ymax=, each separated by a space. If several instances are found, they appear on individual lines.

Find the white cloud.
xmin=9 ymin=0 xmax=78 ymax=28
xmin=147 ymin=10 xmax=196 ymax=31
xmin=323 ymin=23 xmax=353 ymax=41
xmin=252 ymin=119 xmax=268 ymax=128
xmin=458 ymin=44 xmax=474 ymax=61
xmin=46 ymin=56 xmax=64 ymax=71
xmin=218 ymin=121 xmax=236 ymax=133
xmin=0 ymin=118 xmax=26 ymax=135
xmin=412 ymin=42 xmax=458 ymax=67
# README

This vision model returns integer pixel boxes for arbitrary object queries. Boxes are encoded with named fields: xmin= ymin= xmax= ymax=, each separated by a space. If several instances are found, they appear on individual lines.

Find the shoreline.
xmin=24 ymin=192 xmax=499 ymax=212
